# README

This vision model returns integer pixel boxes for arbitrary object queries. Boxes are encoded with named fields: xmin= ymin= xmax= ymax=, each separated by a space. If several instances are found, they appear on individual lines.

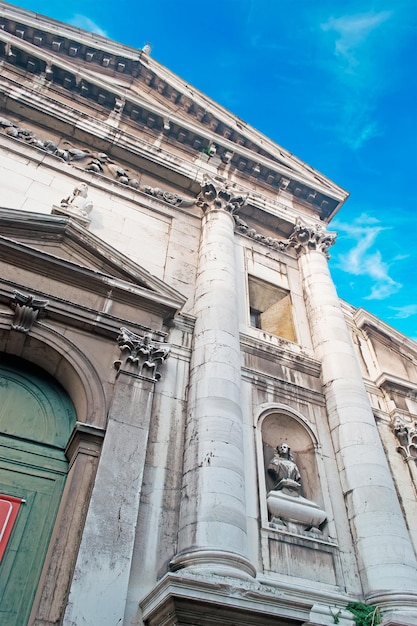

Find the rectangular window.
xmin=248 ymin=276 xmax=296 ymax=342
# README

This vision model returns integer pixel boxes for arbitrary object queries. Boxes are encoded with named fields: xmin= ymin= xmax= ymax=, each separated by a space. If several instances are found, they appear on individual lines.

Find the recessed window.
xmin=248 ymin=276 xmax=296 ymax=342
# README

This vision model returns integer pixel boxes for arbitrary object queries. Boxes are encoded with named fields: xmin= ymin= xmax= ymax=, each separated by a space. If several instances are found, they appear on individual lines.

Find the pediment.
xmin=0 ymin=3 xmax=348 ymax=220
xmin=0 ymin=208 xmax=186 ymax=323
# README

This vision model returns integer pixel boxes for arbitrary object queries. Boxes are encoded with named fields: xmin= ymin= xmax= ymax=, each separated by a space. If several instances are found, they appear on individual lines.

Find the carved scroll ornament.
xmin=10 ymin=291 xmax=48 ymax=333
xmin=114 ymin=327 xmax=170 ymax=381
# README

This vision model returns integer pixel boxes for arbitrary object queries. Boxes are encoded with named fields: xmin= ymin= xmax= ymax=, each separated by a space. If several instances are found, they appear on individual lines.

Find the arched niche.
xmin=256 ymin=405 xmax=325 ymax=529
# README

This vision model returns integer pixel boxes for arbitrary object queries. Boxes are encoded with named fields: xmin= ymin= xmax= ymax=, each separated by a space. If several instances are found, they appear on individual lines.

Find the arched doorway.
xmin=0 ymin=354 xmax=76 ymax=626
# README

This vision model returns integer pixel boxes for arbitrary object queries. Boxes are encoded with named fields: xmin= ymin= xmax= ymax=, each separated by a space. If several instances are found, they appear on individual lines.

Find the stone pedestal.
xmin=267 ymin=489 xmax=327 ymax=530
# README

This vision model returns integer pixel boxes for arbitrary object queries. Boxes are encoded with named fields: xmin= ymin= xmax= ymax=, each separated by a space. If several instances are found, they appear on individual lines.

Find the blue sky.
xmin=9 ymin=0 xmax=417 ymax=339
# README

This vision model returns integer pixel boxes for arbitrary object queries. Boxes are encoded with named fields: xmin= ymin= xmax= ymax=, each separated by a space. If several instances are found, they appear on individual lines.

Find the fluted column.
xmin=171 ymin=180 xmax=255 ymax=579
xmin=289 ymin=220 xmax=417 ymax=608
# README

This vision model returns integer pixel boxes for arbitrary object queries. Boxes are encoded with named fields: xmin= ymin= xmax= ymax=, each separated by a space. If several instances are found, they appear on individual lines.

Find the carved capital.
xmin=197 ymin=176 xmax=248 ymax=215
xmin=392 ymin=416 xmax=417 ymax=465
xmin=288 ymin=219 xmax=336 ymax=259
xmin=114 ymin=327 xmax=170 ymax=381
xmin=10 ymin=291 xmax=48 ymax=333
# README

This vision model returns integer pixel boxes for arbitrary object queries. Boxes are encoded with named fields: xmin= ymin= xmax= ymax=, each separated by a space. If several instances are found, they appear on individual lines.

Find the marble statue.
xmin=268 ymin=442 xmax=301 ymax=492
xmin=60 ymin=182 xmax=93 ymax=217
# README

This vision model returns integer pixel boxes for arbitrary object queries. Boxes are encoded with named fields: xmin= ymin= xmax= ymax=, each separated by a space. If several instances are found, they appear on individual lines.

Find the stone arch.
xmin=0 ymin=321 xmax=107 ymax=425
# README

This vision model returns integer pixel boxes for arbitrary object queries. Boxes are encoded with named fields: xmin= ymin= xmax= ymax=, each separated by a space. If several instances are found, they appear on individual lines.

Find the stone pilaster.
xmin=171 ymin=179 xmax=255 ymax=579
xmin=63 ymin=330 xmax=170 ymax=626
xmin=289 ymin=220 xmax=417 ymax=611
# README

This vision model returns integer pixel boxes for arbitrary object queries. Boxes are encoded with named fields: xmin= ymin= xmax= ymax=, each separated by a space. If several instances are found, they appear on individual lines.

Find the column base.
xmin=365 ymin=591 xmax=417 ymax=625
xmin=170 ymin=547 xmax=256 ymax=580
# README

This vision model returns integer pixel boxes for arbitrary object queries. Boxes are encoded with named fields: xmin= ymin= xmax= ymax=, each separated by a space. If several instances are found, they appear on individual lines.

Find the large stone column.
xmin=289 ymin=220 xmax=417 ymax=615
xmin=63 ymin=329 xmax=170 ymax=626
xmin=171 ymin=180 xmax=255 ymax=579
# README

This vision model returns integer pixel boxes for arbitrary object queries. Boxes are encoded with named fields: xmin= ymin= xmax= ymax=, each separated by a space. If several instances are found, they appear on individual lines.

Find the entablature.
xmin=0 ymin=3 xmax=348 ymax=223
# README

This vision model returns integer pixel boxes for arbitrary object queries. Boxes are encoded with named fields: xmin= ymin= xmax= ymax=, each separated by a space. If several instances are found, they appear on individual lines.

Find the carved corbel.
xmin=10 ymin=291 xmax=48 ymax=333
xmin=288 ymin=218 xmax=336 ymax=259
xmin=114 ymin=327 xmax=170 ymax=381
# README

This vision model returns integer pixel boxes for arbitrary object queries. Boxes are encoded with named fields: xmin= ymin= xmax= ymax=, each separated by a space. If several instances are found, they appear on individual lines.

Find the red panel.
xmin=0 ymin=494 xmax=23 ymax=562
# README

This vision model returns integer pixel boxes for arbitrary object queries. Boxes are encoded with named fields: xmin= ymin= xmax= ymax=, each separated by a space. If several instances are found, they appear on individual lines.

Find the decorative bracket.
xmin=114 ymin=327 xmax=170 ymax=381
xmin=10 ymin=291 xmax=48 ymax=333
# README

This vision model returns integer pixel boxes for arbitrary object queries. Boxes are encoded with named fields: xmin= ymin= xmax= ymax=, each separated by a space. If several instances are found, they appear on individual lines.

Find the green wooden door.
xmin=0 ymin=355 xmax=76 ymax=626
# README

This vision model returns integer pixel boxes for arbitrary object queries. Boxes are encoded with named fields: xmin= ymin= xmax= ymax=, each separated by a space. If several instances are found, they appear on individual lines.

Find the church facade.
xmin=0 ymin=3 xmax=416 ymax=625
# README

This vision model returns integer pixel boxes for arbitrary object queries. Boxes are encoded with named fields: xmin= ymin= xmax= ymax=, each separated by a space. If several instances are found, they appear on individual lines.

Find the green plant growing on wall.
xmin=346 ymin=602 xmax=381 ymax=626
xmin=329 ymin=607 xmax=342 ymax=623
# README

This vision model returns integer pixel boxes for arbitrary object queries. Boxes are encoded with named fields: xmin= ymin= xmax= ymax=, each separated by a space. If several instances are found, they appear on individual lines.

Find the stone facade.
xmin=0 ymin=4 xmax=416 ymax=626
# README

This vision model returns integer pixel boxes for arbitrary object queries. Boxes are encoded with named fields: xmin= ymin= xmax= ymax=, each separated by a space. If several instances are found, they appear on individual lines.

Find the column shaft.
xmin=173 ymin=205 xmax=254 ymax=578
xmin=298 ymin=247 xmax=417 ymax=599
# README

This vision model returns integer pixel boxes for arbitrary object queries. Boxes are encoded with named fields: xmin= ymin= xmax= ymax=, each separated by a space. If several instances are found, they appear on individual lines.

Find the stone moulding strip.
xmin=239 ymin=332 xmax=320 ymax=376
xmin=241 ymin=367 xmax=325 ymax=406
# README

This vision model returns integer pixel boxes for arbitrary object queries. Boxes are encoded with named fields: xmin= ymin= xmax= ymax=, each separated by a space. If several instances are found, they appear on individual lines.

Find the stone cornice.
xmin=374 ymin=373 xmax=417 ymax=398
xmin=352 ymin=307 xmax=417 ymax=356
xmin=0 ymin=237 xmax=184 ymax=317
xmin=140 ymin=571 xmax=354 ymax=624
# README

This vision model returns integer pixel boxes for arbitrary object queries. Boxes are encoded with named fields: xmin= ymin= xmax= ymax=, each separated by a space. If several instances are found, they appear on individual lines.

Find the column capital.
xmin=114 ymin=326 xmax=170 ymax=381
xmin=197 ymin=175 xmax=248 ymax=215
xmin=288 ymin=219 xmax=336 ymax=259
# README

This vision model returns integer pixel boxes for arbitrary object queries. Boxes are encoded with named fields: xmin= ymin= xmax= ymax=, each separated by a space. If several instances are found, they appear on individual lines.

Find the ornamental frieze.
xmin=0 ymin=117 xmax=194 ymax=208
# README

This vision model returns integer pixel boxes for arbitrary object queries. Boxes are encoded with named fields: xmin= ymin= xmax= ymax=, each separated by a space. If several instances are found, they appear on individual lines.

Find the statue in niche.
xmin=60 ymin=183 xmax=93 ymax=217
xmin=266 ymin=441 xmax=327 ymax=533
xmin=268 ymin=443 xmax=301 ymax=494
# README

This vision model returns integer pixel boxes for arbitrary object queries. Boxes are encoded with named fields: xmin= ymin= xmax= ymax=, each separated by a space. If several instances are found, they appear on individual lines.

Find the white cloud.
xmin=335 ymin=214 xmax=402 ymax=300
xmin=317 ymin=9 xmax=395 ymax=150
xmin=389 ymin=304 xmax=417 ymax=319
xmin=68 ymin=15 xmax=108 ymax=38
xmin=320 ymin=11 xmax=392 ymax=72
